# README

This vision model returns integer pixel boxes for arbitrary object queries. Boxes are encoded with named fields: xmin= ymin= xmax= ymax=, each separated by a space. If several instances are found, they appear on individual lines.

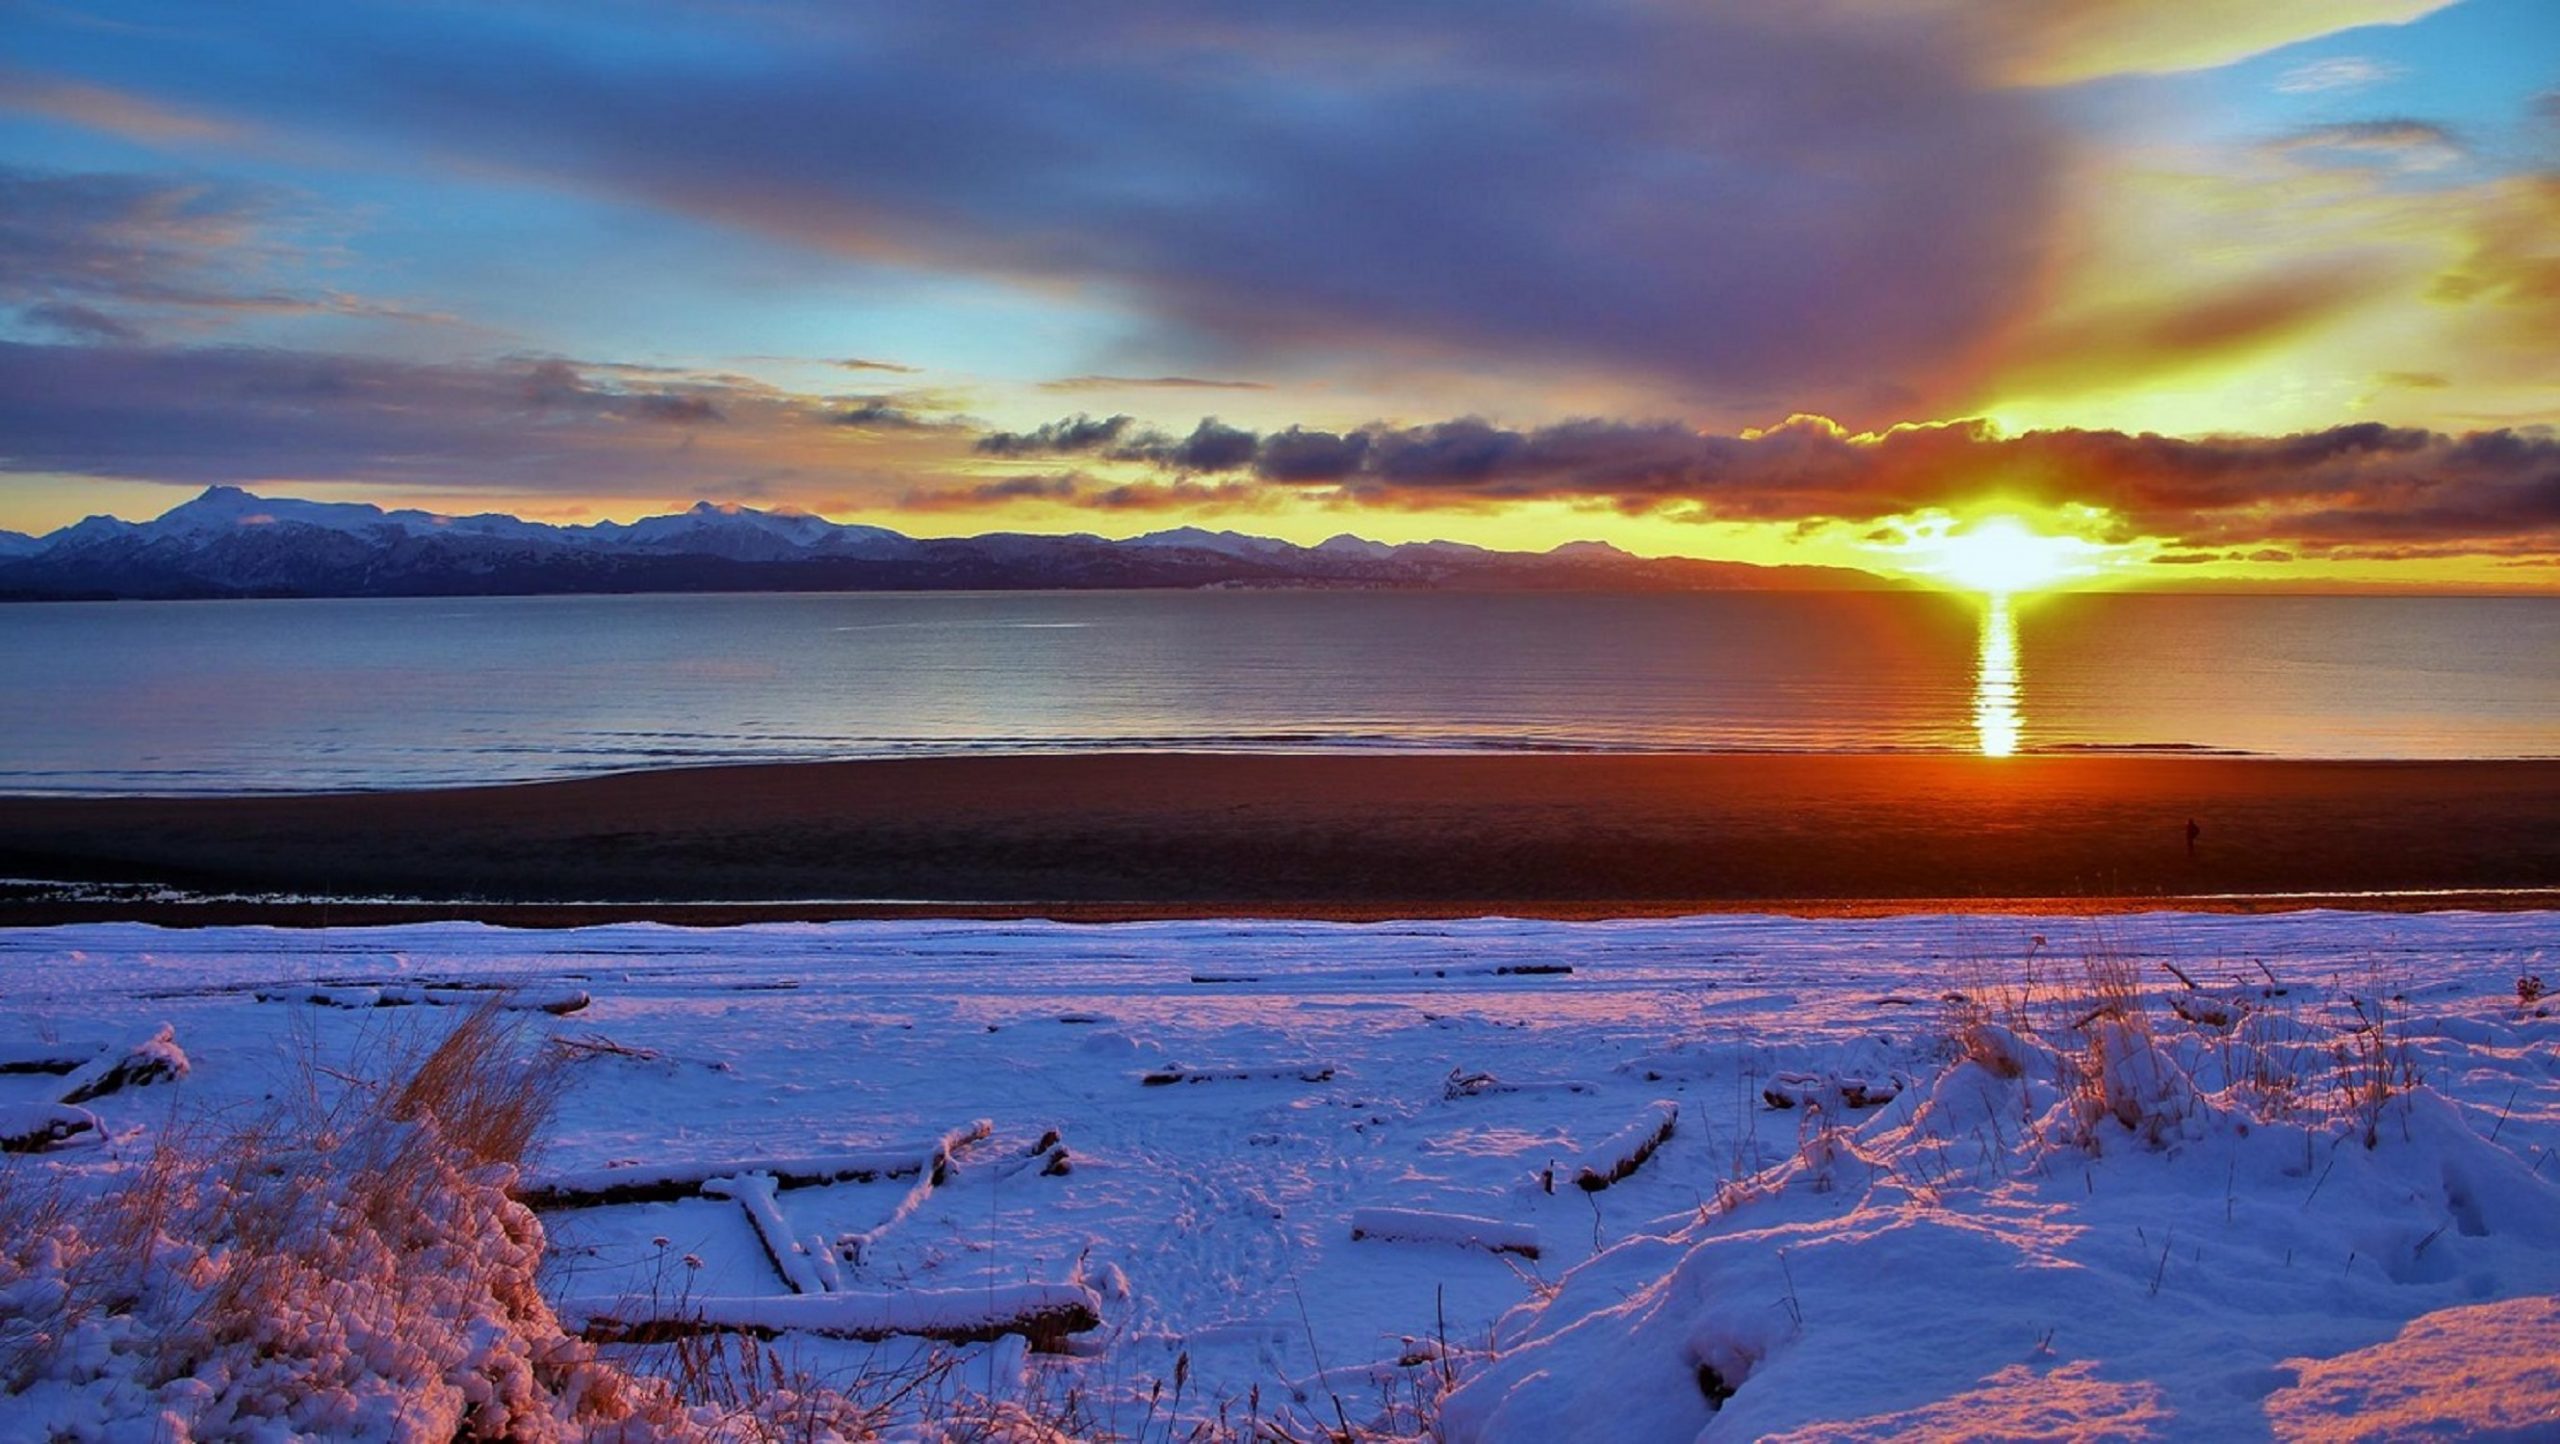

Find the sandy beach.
xmin=3 ymin=752 xmax=2555 ymax=923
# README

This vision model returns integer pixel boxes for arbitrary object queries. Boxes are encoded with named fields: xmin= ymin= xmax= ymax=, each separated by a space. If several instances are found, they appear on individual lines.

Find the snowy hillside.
xmin=2 ymin=911 xmax=2554 ymax=1439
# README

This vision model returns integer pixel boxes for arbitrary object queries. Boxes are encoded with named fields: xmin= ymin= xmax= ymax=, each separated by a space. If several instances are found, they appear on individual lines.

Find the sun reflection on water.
xmin=1974 ymin=593 xmax=2021 ymax=757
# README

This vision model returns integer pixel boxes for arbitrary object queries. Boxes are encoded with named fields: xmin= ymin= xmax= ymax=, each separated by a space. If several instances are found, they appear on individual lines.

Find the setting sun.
xmin=1901 ymin=516 xmax=2106 ymax=596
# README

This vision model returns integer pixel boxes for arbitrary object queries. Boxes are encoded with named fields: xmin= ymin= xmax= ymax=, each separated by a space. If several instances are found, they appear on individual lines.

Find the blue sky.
xmin=0 ymin=1 xmax=2553 ymax=585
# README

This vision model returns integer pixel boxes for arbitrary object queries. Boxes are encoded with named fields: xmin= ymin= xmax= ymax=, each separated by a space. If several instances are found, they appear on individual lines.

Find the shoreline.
xmin=4 ymin=752 xmax=2555 ymax=925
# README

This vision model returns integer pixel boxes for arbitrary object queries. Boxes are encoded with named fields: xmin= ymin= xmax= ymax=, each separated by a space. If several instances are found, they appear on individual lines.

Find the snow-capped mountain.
xmin=0 ymin=486 xmax=1896 ymax=599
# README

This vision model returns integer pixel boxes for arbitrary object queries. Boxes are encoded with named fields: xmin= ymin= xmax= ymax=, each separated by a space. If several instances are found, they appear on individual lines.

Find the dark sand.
xmin=3 ymin=753 xmax=2556 ymax=925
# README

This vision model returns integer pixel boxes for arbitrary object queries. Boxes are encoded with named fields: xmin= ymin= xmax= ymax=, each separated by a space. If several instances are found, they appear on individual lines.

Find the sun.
xmin=1902 ymin=516 xmax=2102 ymax=596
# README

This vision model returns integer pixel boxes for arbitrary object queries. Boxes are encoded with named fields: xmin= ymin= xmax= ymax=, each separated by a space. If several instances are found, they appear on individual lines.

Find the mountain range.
xmin=0 ymin=486 xmax=1896 ymax=600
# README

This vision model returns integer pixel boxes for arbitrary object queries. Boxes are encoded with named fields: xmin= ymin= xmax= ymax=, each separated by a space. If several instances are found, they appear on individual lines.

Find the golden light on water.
xmin=1974 ymin=593 xmax=2021 ymax=758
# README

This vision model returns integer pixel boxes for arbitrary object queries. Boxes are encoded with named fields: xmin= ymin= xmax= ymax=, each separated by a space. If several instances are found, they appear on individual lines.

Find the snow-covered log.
xmin=58 ymin=1025 xmax=188 ymax=1105
xmin=562 ymin=1283 xmax=1104 ymax=1350
xmin=703 ymin=1172 xmax=826 ymax=1294
xmin=1141 ymin=1061 xmax=1335 ymax=1086
xmin=2169 ymin=991 xmax=2250 ymax=1029
xmin=1350 ymin=1206 xmax=1541 ymax=1259
xmin=517 ymin=1120 xmax=993 ymax=1209
xmin=0 ymin=1102 xmax=103 ymax=1154
xmin=0 ymin=1041 xmax=102 ymax=1076
xmin=1571 ymin=1100 xmax=1677 ymax=1192
xmin=256 ymin=984 xmax=590 ymax=1015
xmin=1762 ymin=1071 xmax=1903 ymax=1110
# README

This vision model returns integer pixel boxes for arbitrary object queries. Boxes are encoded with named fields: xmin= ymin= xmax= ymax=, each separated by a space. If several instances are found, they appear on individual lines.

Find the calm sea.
xmin=4 ymin=590 xmax=2554 ymax=793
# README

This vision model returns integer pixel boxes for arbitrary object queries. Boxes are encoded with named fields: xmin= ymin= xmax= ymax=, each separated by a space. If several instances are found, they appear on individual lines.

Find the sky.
xmin=0 ymin=0 xmax=2554 ymax=589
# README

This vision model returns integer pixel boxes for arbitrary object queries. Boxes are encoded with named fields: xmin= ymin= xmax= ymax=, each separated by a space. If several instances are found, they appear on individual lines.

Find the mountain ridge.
xmin=0 ymin=486 xmax=1903 ymax=600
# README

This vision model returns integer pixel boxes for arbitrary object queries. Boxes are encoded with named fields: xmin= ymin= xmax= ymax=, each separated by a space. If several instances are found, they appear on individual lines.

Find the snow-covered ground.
xmin=3 ymin=911 xmax=2556 ymax=1439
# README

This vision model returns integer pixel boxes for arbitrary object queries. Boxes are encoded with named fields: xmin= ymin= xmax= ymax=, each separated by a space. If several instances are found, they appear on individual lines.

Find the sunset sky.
xmin=1 ymin=1 xmax=2555 ymax=588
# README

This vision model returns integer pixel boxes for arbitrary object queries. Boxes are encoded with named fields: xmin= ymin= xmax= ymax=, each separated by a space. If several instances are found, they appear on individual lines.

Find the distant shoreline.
xmin=2 ymin=752 xmax=2554 ymax=925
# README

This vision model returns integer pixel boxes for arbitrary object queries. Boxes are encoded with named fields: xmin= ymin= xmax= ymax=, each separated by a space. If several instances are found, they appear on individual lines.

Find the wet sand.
xmin=3 ymin=753 xmax=2556 ymax=925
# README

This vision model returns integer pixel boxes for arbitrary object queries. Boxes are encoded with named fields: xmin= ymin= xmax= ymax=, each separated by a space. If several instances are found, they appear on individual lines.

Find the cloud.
xmin=830 ymin=399 xmax=938 ymax=430
xmin=836 ymin=357 xmax=920 ymax=374
xmin=631 ymin=393 xmax=724 ymax=425
xmin=975 ymin=413 xmax=1135 ymax=457
xmin=1079 ymin=478 xmax=1274 ymax=513
xmin=2270 ymin=120 xmax=2466 ymax=173
xmin=0 ymin=167 xmax=293 ymax=313
xmin=0 ymin=68 xmax=244 ymax=144
xmin=56 ymin=4 xmax=2063 ymax=426
xmin=1039 ymin=374 xmax=1269 ymax=393
xmin=0 ymin=340 xmax=974 ymax=495
xmin=897 ymin=472 xmax=1081 ymax=511
xmin=1916 ymin=0 xmax=2457 ymax=86
xmin=0 ymin=165 xmax=446 ymax=337
xmin=19 ymin=301 xmax=143 ymax=345
xmin=1989 ymin=264 xmax=2386 ymax=398
xmin=2275 ymin=57 xmax=2404 ymax=94
xmin=979 ymin=409 xmax=2560 ymax=554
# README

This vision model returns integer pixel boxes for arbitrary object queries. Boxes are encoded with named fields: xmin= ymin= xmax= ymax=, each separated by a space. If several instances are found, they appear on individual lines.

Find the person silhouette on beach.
xmin=2185 ymin=817 xmax=2201 ymax=859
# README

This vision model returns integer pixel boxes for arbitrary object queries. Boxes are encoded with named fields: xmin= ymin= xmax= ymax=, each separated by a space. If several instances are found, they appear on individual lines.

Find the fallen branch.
xmin=1572 ymin=1100 xmax=1678 ymax=1192
xmin=548 ymin=1033 xmax=663 ymax=1063
xmin=517 ymin=1120 xmax=993 ymax=1210
xmin=562 ymin=1283 xmax=1104 ymax=1351
xmin=1350 ymin=1206 xmax=1540 ymax=1259
xmin=835 ymin=1121 xmax=997 ymax=1267
xmin=1444 ymin=1068 xmax=1597 ymax=1100
xmin=1141 ymin=1062 xmax=1335 ymax=1086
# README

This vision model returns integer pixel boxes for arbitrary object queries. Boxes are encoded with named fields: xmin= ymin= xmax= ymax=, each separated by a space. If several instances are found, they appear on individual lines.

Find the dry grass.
xmin=4 ymin=998 xmax=1455 ymax=1441
xmin=0 ymin=999 xmax=687 ymax=1436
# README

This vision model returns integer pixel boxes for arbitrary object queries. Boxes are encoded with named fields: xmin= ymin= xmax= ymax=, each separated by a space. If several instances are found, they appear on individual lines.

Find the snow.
xmin=1 ymin=910 xmax=2555 ymax=1438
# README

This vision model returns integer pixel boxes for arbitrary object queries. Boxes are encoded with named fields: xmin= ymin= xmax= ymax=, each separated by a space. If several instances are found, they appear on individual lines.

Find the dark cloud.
xmin=632 ymin=393 xmax=725 ymax=424
xmin=899 ymin=472 xmax=1081 ymax=510
xmin=975 ymin=413 xmax=1134 ymax=457
xmin=836 ymin=357 xmax=921 ymax=374
xmin=1254 ymin=427 xmax=1371 ymax=482
xmin=19 ymin=301 xmax=143 ymax=344
xmin=1133 ymin=418 xmax=1257 ymax=473
xmin=831 ymin=400 xmax=929 ymax=430
xmin=0 ymin=341 xmax=956 ymax=493
xmin=56 ymin=3 xmax=2061 ymax=423
xmin=985 ymin=410 xmax=2560 ymax=552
